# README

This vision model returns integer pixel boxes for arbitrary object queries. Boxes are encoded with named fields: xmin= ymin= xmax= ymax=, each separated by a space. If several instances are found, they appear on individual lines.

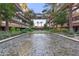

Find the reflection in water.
xmin=28 ymin=33 xmax=55 ymax=56
xmin=0 ymin=31 xmax=79 ymax=56
xmin=30 ymin=34 xmax=49 ymax=55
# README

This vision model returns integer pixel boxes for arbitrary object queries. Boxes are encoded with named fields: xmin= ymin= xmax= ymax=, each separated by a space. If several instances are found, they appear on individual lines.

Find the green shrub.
xmin=0 ymin=31 xmax=11 ymax=39
xmin=61 ymin=28 xmax=69 ymax=33
xmin=21 ymin=29 xmax=27 ymax=33
xmin=67 ymin=31 xmax=74 ymax=35
xmin=10 ymin=27 xmax=16 ymax=33
xmin=49 ymin=28 xmax=72 ymax=34
xmin=0 ymin=28 xmax=34 ymax=40
xmin=16 ymin=28 xmax=21 ymax=33
xmin=76 ymin=31 xmax=79 ymax=34
xmin=52 ymin=28 xmax=60 ymax=33
xmin=26 ymin=28 xmax=33 ymax=32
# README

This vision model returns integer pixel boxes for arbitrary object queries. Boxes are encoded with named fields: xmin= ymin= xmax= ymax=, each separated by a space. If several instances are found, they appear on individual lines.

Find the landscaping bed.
xmin=45 ymin=28 xmax=79 ymax=38
xmin=0 ymin=28 xmax=33 ymax=40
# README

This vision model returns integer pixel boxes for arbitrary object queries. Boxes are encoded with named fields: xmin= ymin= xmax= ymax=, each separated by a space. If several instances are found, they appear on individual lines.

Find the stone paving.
xmin=0 ymin=31 xmax=79 ymax=56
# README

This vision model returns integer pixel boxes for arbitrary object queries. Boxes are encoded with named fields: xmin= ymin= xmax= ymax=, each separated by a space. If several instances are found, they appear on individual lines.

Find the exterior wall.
xmin=70 ymin=4 xmax=79 ymax=28
xmin=13 ymin=3 xmax=29 ymax=28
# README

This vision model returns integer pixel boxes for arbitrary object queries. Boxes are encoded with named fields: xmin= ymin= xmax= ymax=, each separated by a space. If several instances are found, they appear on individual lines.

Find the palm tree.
xmin=42 ymin=3 xmax=56 ymax=14
xmin=37 ymin=21 xmax=39 ymax=27
xmin=40 ymin=22 xmax=43 ymax=27
xmin=42 ymin=3 xmax=57 ymax=28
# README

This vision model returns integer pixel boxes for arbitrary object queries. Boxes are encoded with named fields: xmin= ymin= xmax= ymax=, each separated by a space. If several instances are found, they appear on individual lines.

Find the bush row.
xmin=45 ymin=28 xmax=75 ymax=35
xmin=0 ymin=28 xmax=33 ymax=40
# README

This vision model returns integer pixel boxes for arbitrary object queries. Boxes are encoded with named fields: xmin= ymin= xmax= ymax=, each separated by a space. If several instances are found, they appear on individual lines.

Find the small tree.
xmin=53 ymin=10 xmax=68 ymax=29
xmin=0 ymin=3 xmax=16 ymax=31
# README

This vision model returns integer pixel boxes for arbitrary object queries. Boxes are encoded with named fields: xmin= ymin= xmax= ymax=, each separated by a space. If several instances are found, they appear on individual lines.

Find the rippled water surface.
xmin=0 ymin=31 xmax=79 ymax=56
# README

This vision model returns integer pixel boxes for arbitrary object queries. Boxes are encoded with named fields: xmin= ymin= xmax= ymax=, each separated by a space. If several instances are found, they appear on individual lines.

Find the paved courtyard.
xmin=0 ymin=31 xmax=79 ymax=56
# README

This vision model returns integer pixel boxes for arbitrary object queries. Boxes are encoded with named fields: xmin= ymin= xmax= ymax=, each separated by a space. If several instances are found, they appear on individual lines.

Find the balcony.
xmin=1 ymin=21 xmax=27 ymax=28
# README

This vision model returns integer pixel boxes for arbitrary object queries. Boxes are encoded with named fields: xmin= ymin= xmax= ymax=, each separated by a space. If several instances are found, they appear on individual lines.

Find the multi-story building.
xmin=48 ymin=3 xmax=79 ymax=32
xmin=1 ymin=3 xmax=30 ymax=30
xmin=59 ymin=3 xmax=79 ymax=32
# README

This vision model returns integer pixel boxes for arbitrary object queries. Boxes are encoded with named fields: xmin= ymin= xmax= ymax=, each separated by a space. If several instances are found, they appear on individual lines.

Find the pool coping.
xmin=0 ymin=32 xmax=79 ymax=43
xmin=0 ymin=33 xmax=26 ymax=43
xmin=54 ymin=33 xmax=79 ymax=42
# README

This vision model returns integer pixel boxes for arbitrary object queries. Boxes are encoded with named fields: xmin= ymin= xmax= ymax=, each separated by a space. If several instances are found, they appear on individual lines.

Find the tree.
xmin=42 ymin=3 xmax=56 ymax=14
xmin=37 ymin=21 xmax=39 ymax=26
xmin=40 ymin=22 xmax=42 ymax=26
xmin=0 ymin=3 xmax=16 ymax=31
xmin=53 ymin=10 xmax=68 ymax=28
xmin=42 ymin=3 xmax=56 ymax=28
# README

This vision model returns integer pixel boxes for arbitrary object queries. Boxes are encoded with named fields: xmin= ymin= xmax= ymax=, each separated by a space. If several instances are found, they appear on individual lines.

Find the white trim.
xmin=54 ymin=33 xmax=79 ymax=42
xmin=0 ymin=33 xmax=25 ymax=43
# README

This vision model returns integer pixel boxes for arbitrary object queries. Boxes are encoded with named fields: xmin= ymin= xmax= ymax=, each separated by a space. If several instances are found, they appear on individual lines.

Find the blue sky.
xmin=27 ymin=3 xmax=45 ymax=13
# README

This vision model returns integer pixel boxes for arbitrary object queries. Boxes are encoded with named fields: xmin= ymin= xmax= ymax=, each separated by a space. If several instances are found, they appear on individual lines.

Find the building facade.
xmin=1 ymin=3 xmax=30 ymax=30
xmin=48 ymin=3 xmax=79 ymax=32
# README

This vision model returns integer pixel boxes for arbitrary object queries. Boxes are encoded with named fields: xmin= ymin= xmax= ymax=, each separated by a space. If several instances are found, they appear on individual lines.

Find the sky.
xmin=27 ymin=3 xmax=46 ymax=27
xmin=27 ymin=3 xmax=45 ymax=13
